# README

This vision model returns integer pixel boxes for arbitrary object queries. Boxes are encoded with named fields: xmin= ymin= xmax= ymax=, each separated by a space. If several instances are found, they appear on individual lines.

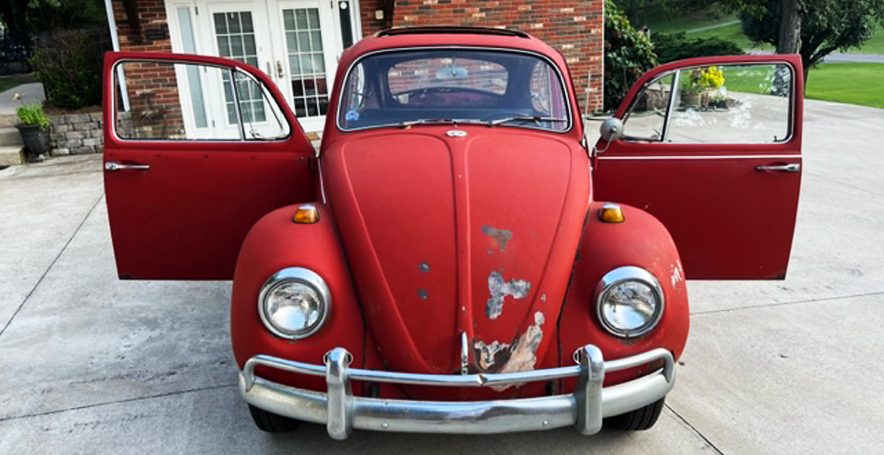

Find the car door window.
xmin=621 ymin=63 xmax=793 ymax=144
xmin=113 ymin=60 xmax=290 ymax=141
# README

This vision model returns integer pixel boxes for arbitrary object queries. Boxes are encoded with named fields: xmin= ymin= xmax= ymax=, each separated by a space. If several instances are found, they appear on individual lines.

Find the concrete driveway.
xmin=1 ymin=99 xmax=883 ymax=454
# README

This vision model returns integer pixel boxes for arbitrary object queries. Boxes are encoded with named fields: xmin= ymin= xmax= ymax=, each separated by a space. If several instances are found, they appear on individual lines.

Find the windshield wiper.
xmin=398 ymin=118 xmax=484 ymax=128
xmin=485 ymin=115 xmax=569 ymax=126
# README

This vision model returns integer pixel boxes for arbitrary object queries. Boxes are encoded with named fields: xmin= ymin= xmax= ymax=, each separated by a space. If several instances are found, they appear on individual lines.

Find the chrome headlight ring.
xmin=258 ymin=267 xmax=331 ymax=340
xmin=594 ymin=266 xmax=665 ymax=338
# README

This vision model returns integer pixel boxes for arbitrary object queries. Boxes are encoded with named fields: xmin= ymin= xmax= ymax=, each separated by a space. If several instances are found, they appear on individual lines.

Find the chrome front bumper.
xmin=239 ymin=344 xmax=675 ymax=440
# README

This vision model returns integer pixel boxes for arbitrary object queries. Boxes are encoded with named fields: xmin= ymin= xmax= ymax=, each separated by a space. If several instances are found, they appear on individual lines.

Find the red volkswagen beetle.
xmin=102 ymin=26 xmax=802 ymax=439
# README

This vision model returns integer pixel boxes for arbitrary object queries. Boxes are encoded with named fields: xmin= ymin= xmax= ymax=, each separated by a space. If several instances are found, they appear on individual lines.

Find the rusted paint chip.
xmin=486 ymin=270 xmax=530 ymax=319
xmin=473 ymin=340 xmax=512 ymax=370
xmin=481 ymin=225 xmax=513 ymax=252
xmin=492 ymin=312 xmax=546 ymax=391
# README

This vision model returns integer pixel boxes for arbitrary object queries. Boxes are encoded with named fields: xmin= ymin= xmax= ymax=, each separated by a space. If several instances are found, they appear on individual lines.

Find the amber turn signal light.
xmin=599 ymin=203 xmax=625 ymax=223
xmin=293 ymin=204 xmax=320 ymax=224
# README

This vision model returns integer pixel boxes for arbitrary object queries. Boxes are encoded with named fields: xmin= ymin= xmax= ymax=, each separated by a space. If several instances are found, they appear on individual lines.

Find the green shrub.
xmin=15 ymin=101 xmax=50 ymax=128
xmin=30 ymin=28 xmax=110 ymax=109
xmin=652 ymin=32 xmax=744 ymax=64
xmin=604 ymin=0 xmax=658 ymax=112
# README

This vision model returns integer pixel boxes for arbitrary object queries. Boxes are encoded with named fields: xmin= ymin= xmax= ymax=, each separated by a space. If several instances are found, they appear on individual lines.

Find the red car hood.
xmin=323 ymin=126 xmax=589 ymax=397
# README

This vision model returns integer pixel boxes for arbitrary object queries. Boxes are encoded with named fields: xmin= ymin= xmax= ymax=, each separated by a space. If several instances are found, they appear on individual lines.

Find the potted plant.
xmin=680 ymin=66 xmax=725 ymax=109
xmin=13 ymin=93 xmax=51 ymax=162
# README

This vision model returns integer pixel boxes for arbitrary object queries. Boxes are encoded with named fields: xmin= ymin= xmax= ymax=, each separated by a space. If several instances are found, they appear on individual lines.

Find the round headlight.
xmin=595 ymin=266 xmax=664 ymax=338
xmin=259 ymin=268 xmax=330 ymax=339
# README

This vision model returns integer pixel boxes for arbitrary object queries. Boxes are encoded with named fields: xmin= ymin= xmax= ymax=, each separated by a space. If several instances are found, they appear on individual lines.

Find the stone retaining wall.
xmin=49 ymin=113 xmax=103 ymax=156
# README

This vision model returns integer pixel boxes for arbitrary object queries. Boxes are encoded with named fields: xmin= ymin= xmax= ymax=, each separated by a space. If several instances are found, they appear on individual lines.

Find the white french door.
xmin=268 ymin=0 xmax=339 ymax=132
xmin=197 ymin=2 xmax=276 ymax=137
xmin=173 ymin=0 xmax=351 ymax=133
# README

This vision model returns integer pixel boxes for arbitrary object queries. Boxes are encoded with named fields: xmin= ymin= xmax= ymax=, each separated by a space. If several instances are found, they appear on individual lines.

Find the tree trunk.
xmin=777 ymin=0 xmax=801 ymax=53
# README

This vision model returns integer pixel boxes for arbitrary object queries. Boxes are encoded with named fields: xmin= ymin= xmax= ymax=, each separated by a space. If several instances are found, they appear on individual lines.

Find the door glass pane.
xmin=282 ymin=7 xmax=329 ymax=118
xmin=213 ymin=11 xmax=265 ymax=124
xmin=114 ymin=61 xmax=239 ymax=140
xmin=667 ymin=64 xmax=792 ymax=143
xmin=114 ymin=61 xmax=289 ymax=141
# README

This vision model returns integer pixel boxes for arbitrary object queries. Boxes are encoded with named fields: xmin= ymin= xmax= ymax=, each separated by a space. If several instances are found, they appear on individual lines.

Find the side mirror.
xmin=599 ymin=118 xmax=624 ymax=142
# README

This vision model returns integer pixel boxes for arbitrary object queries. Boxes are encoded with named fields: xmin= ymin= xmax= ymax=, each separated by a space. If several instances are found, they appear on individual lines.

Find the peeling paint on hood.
xmin=473 ymin=340 xmax=511 ymax=370
xmin=481 ymin=225 xmax=513 ymax=252
xmin=485 ymin=270 xmax=531 ymax=320
xmin=492 ymin=312 xmax=546 ymax=391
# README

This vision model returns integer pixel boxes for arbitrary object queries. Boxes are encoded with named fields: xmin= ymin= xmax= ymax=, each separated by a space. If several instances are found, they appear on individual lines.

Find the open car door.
xmin=593 ymin=55 xmax=803 ymax=279
xmin=102 ymin=52 xmax=318 ymax=279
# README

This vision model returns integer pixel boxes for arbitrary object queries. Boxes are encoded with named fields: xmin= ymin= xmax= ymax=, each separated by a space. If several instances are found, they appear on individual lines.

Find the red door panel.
xmin=593 ymin=55 xmax=803 ymax=279
xmin=103 ymin=52 xmax=317 ymax=279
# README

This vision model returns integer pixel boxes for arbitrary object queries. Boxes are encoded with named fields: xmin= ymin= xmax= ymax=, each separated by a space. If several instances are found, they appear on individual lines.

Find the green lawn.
xmin=0 ymin=80 xmax=23 ymax=94
xmin=687 ymin=22 xmax=763 ymax=50
xmin=637 ymin=5 xmax=883 ymax=54
xmin=806 ymin=62 xmax=884 ymax=108
xmin=720 ymin=65 xmax=777 ymax=94
xmin=644 ymin=7 xmax=735 ymax=34
xmin=852 ymin=24 xmax=884 ymax=54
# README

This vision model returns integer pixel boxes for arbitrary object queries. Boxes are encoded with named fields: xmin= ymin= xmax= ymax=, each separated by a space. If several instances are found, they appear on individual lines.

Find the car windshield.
xmin=337 ymin=49 xmax=570 ymax=131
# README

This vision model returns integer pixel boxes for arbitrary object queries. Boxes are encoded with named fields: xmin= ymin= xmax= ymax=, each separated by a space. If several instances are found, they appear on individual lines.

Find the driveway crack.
xmin=666 ymin=403 xmax=725 ymax=455
xmin=0 ymin=194 xmax=104 ymax=338
xmin=0 ymin=383 xmax=237 ymax=422
xmin=805 ymin=171 xmax=884 ymax=198
xmin=692 ymin=290 xmax=884 ymax=316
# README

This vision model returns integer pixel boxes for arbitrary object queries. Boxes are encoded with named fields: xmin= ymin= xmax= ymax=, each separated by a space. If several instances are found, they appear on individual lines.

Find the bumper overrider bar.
xmin=239 ymin=344 xmax=675 ymax=440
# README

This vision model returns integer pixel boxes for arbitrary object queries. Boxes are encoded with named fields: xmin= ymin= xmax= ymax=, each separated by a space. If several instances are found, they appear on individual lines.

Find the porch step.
xmin=0 ymin=127 xmax=22 ymax=146
xmin=0 ymin=146 xmax=24 ymax=166
xmin=0 ymin=115 xmax=17 ymax=128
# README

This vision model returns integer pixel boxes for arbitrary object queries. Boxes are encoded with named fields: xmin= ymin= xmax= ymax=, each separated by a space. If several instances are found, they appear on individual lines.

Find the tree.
xmin=777 ymin=0 xmax=800 ymax=53
xmin=660 ymin=0 xmax=801 ymax=53
xmin=0 ymin=0 xmax=106 ymax=35
xmin=604 ymin=0 xmax=658 ymax=111
xmin=741 ymin=0 xmax=884 ymax=81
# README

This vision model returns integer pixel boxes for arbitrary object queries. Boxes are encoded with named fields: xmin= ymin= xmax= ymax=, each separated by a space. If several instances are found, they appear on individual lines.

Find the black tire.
xmin=605 ymin=398 xmax=665 ymax=431
xmin=248 ymin=405 xmax=302 ymax=433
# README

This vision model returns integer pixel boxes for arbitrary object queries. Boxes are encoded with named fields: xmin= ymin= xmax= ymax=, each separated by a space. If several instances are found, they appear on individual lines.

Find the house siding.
xmin=359 ymin=0 xmax=604 ymax=112
xmin=114 ymin=0 xmax=604 ymax=117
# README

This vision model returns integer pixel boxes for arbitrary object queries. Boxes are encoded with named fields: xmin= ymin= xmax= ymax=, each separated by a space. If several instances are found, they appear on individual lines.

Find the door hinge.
xmin=194 ymin=6 xmax=199 ymax=15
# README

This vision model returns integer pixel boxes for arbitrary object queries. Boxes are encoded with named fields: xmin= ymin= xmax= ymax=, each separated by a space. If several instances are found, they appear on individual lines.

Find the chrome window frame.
xmin=110 ymin=58 xmax=293 ymax=143
xmin=620 ymin=61 xmax=798 ymax=145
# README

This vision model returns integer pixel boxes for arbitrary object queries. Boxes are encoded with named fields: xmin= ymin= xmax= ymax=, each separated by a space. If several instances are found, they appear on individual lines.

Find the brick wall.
xmin=117 ymin=62 xmax=186 ymax=139
xmin=114 ymin=0 xmax=173 ymax=53
xmin=114 ymin=1 xmax=184 ymax=138
xmin=358 ymin=0 xmax=604 ymax=113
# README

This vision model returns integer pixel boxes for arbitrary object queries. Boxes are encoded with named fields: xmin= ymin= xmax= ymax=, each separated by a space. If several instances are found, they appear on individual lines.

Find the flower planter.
xmin=16 ymin=124 xmax=51 ymax=162
xmin=681 ymin=91 xmax=702 ymax=109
